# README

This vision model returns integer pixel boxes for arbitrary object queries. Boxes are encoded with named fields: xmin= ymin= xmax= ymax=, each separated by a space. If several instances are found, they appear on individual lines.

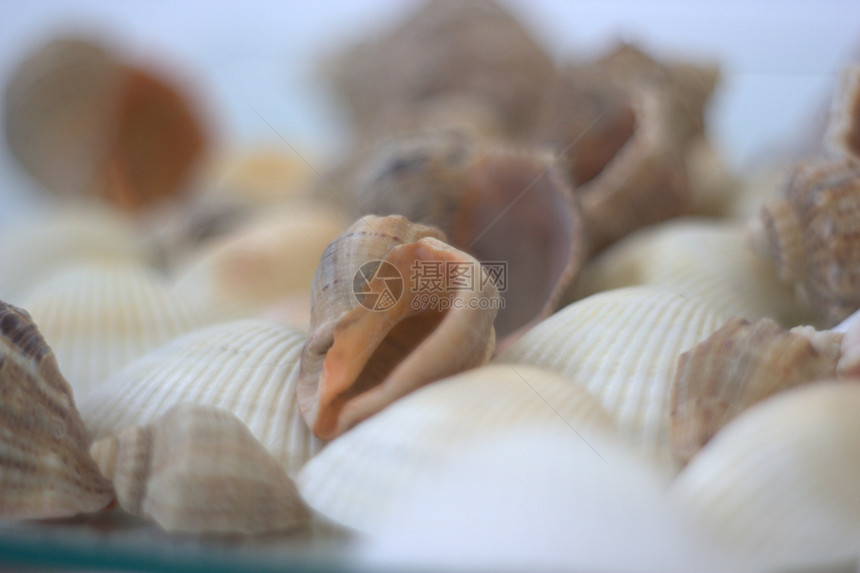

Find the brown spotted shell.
xmin=671 ymin=317 xmax=843 ymax=462
xmin=0 ymin=300 xmax=114 ymax=519
xmin=297 ymin=215 xmax=499 ymax=439
xmin=89 ymin=404 xmax=309 ymax=534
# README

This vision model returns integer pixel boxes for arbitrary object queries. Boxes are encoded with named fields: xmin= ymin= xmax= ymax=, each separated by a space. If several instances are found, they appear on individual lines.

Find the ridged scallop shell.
xmin=571 ymin=218 xmax=813 ymax=326
xmin=825 ymin=66 xmax=860 ymax=159
xmin=172 ymin=203 xmax=347 ymax=321
xmin=79 ymin=319 xmax=321 ymax=477
xmin=89 ymin=404 xmax=309 ymax=534
xmin=500 ymin=286 xmax=727 ymax=466
xmin=749 ymin=157 xmax=860 ymax=327
xmin=670 ymin=317 xmax=843 ymax=462
xmin=21 ymin=260 xmax=207 ymax=398
xmin=349 ymin=133 xmax=586 ymax=341
xmin=298 ymin=364 xmax=616 ymax=533
xmin=0 ymin=301 xmax=113 ymax=518
xmin=298 ymin=215 xmax=499 ymax=439
xmin=671 ymin=382 xmax=860 ymax=570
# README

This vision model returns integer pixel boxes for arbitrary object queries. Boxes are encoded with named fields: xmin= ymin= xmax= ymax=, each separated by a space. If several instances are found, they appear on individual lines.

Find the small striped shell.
xmin=89 ymin=404 xmax=309 ymax=534
xmin=79 ymin=319 xmax=321 ymax=477
xmin=500 ymin=286 xmax=727 ymax=466
xmin=298 ymin=364 xmax=616 ymax=533
xmin=21 ymin=260 xmax=207 ymax=398
xmin=671 ymin=381 xmax=860 ymax=570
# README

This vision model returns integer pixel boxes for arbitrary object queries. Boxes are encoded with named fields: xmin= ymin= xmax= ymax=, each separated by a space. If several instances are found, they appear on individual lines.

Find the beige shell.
xmin=298 ymin=215 xmax=499 ymax=439
xmin=749 ymin=157 xmax=860 ymax=327
xmin=836 ymin=307 xmax=860 ymax=376
xmin=21 ymin=260 xmax=207 ymax=398
xmin=571 ymin=218 xmax=814 ymax=326
xmin=89 ymin=404 xmax=309 ymax=534
xmin=825 ymin=66 xmax=860 ymax=159
xmin=298 ymin=364 xmax=616 ymax=533
xmin=0 ymin=300 xmax=114 ymax=518
xmin=79 ymin=319 xmax=321 ymax=478
xmin=671 ymin=381 xmax=860 ymax=570
xmin=349 ymin=132 xmax=586 ymax=341
xmin=172 ymin=203 xmax=348 ymax=322
xmin=500 ymin=286 xmax=727 ymax=466
xmin=670 ymin=317 xmax=843 ymax=462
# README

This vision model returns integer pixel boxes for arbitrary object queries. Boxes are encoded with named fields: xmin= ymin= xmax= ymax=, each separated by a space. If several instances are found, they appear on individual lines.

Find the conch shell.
xmin=0 ymin=300 xmax=113 ymax=518
xmin=297 ymin=215 xmax=499 ymax=439
xmin=349 ymin=131 xmax=585 ymax=341
xmin=670 ymin=317 xmax=843 ymax=462
xmin=89 ymin=404 xmax=309 ymax=534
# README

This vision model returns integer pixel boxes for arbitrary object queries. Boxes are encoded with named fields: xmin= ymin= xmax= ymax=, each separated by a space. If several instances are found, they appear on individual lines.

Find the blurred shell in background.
xmin=298 ymin=364 xmax=616 ymax=533
xmin=89 ymin=404 xmax=310 ymax=535
xmin=0 ymin=301 xmax=113 ymax=519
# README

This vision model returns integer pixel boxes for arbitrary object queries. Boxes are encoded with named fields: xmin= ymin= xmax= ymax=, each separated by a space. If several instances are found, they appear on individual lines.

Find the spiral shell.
xmin=89 ymin=404 xmax=309 ymax=534
xmin=297 ymin=215 xmax=499 ymax=439
xmin=0 ymin=300 xmax=113 ymax=519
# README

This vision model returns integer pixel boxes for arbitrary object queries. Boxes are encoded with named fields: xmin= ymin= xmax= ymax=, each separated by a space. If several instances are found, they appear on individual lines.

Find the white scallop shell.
xmin=572 ymin=218 xmax=812 ymax=326
xmin=670 ymin=382 xmax=860 ymax=571
xmin=21 ymin=260 xmax=207 ymax=398
xmin=79 ymin=319 xmax=321 ymax=477
xmin=500 ymin=286 xmax=727 ymax=467
xmin=297 ymin=364 xmax=616 ymax=533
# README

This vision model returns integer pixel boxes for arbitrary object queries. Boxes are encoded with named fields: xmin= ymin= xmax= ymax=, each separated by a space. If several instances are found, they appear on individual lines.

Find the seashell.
xmin=89 ymin=404 xmax=309 ymax=534
xmin=326 ymin=0 xmax=555 ymax=140
xmin=349 ymin=131 xmax=586 ymax=341
xmin=500 ymin=286 xmax=727 ymax=466
xmin=748 ymin=157 xmax=860 ymax=327
xmin=297 ymin=364 xmax=616 ymax=533
xmin=670 ymin=317 xmax=843 ymax=462
xmin=4 ymin=36 xmax=206 ymax=212
xmin=21 ymin=260 xmax=207 ymax=398
xmin=79 ymin=319 xmax=321 ymax=478
xmin=671 ymin=381 xmax=860 ymax=570
xmin=0 ymin=300 xmax=113 ymax=518
xmin=825 ymin=66 xmax=860 ymax=159
xmin=835 ymin=307 xmax=860 ymax=376
xmin=172 ymin=203 xmax=348 ymax=322
xmin=571 ymin=218 xmax=814 ymax=326
xmin=297 ymin=215 xmax=499 ymax=439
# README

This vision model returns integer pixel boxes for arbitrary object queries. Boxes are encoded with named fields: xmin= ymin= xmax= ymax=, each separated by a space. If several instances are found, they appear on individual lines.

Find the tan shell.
xmin=298 ymin=215 xmax=499 ymax=439
xmin=349 ymin=132 xmax=586 ymax=341
xmin=89 ymin=404 xmax=309 ymax=534
xmin=670 ymin=317 xmax=843 ymax=462
xmin=836 ymin=307 xmax=860 ymax=376
xmin=79 ymin=319 xmax=320 ymax=478
xmin=0 ymin=300 xmax=113 ymax=518
xmin=671 ymin=382 xmax=860 ymax=570
xmin=326 ymin=0 xmax=555 ymax=140
xmin=21 ymin=260 xmax=207 ymax=398
xmin=297 ymin=364 xmax=616 ymax=533
xmin=4 ymin=36 xmax=206 ymax=212
xmin=749 ymin=157 xmax=860 ymax=327
xmin=825 ymin=66 xmax=860 ymax=159
xmin=500 ymin=286 xmax=727 ymax=466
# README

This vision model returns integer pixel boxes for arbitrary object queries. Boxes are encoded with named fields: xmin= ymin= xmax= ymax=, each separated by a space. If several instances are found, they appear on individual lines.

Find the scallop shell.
xmin=571 ymin=218 xmax=813 ymax=326
xmin=172 ymin=203 xmax=347 ymax=322
xmin=297 ymin=364 xmax=616 ymax=533
xmin=21 ymin=260 xmax=207 ymax=398
xmin=79 ymin=319 xmax=321 ymax=478
xmin=500 ymin=286 xmax=727 ymax=465
xmin=0 ymin=300 xmax=113 ymax=518
xmin=670 ymin=317 xmax=843 ymax=462
xmin=298 ymin=215 xmax=499 ymax=439
xmin=89 ymin=404 xmax=309 ymax=534
xmin=825 ymin=65 xmax=860 ymax=159
xmin=671 ymin=381 xmax=860 ymax=570
xmin=349 ymin=132 xmax=586 ymax=341
xmin=749 ymin=157 xmax=860 ymax=327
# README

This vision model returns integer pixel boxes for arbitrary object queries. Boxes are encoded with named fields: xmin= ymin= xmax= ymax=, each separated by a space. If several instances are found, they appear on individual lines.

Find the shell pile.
xmin=1 ymin=2 xmax=859 ymax=571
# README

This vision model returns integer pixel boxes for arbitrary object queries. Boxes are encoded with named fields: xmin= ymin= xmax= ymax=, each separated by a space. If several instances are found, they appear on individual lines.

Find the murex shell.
xmin=80 ymin=319 xmax=319 ymax=478
xmin=297 ymin=215 xmax=499 ymax=439
xmin=670 ymin=317 xmax=843 ymax=462
xmin=0 ymin=300 xmax=113 ymax=519
xmin=89 ymin=404 xmax=309 ymax=534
